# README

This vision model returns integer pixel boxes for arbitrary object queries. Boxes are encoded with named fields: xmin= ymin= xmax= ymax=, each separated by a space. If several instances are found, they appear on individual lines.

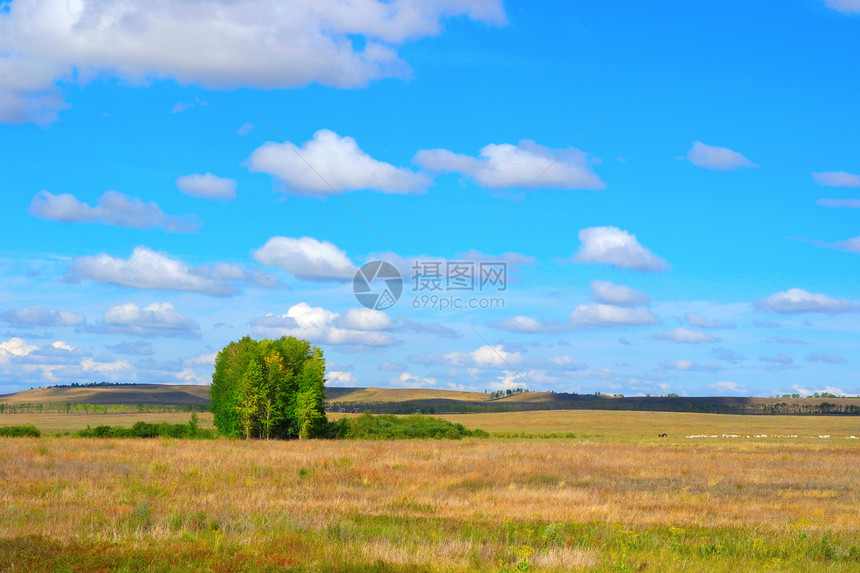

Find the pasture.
xmin=0 ymin=410 xmax=858 ymax=571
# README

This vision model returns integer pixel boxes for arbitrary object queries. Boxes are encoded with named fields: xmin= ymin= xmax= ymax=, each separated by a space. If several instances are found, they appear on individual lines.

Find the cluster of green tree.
xmin=44 ymin=381 xmax=138 ymax=389
xmin=325 ymin=413 xmax=488 ymax=440
xmin=0 ymin=403 xmax=208 ymax=414
xmin=210 ymin=336 xmax=327 ymax=439
xmin=752 ymin=402 xmax=860 ymax=415
xmin=487 ymin=387 xmax=529 ymax=400
xmin=0 ymin=424 xmax=41 ymax=437
xmin=76 ymin=415 xmax=215 ymax=439
xmin=777 ymin=392 xmax=854 ymax=399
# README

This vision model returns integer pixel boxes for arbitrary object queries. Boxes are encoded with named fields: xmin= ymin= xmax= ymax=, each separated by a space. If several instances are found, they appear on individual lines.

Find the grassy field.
xmin=1 ymin=410 xmax=859 ymax=571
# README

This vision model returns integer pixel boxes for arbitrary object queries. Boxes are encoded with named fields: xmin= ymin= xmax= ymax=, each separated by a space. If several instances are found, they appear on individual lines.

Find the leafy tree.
xmin=210 ymin=336 xmax=328 ymax=439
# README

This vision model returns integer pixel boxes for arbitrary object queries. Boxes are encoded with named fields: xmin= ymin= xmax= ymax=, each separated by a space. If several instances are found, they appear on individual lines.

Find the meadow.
xmin=1 ymin=410 xmax=858 ymax=572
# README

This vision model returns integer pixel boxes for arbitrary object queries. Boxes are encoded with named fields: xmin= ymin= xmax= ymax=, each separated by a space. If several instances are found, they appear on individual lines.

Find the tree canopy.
xmin=210 ymin=336 xmax=327 ymax=439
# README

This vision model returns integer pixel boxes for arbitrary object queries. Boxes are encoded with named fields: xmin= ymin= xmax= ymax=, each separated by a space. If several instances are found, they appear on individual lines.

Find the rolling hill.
xmin=2 ymin=384 xmax=857 ymax=416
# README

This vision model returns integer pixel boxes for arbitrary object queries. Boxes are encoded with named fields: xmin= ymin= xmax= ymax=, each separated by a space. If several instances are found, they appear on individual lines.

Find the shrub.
xmin=0 ymin=425 xmax=41 ymax=438
xmin=335 ymin=413 xmax=486 ymax=440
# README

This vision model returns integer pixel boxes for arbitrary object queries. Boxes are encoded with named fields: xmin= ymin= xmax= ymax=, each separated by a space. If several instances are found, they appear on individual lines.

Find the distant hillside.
xmin=1 ymin=384 xmax=858 ymax=415
xmin=0 ymin=384 xmax=210 ymax=406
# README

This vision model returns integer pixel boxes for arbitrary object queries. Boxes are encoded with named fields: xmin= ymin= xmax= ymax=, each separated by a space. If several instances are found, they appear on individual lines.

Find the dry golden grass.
xmin=1 ymin=433 xmax=858 ymax=571
xmin=0 ymin=411 xmax=214 ymax=433
xmin=1 ymin=410 xmax=859 ymax=571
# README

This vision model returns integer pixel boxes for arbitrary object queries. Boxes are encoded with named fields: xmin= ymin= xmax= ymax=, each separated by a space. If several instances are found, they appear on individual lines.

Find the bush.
xmin=0 ymin=425 xmax=41 ymax=438
xmin=76 ymin=416 xmax=216 ymax=439
xmin=334 ymin=413 xmax=486 ymax=440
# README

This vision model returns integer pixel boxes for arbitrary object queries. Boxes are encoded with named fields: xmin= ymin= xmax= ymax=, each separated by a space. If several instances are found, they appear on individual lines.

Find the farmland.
xmin=1 ymin=407 xmax=859 ymax=571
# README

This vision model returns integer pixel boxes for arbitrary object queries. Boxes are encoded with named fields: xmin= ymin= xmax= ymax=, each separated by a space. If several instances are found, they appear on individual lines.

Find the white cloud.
xmin=247 ymin=129 xmax=431 ymax=196
xmin=253 ymin=236 xmax=356 ymax=281
xmin=0 ymin=0 xmax=506 ymax=124
xmin=90 ymin=302 xmax=201 ymax=338
xmin=237 ymin=122 xmax=254 ymax=135
xmin=686 ymin=141 xmax=758 ymax=171
xmin=712 ymin=381 xmax=746 ymax=394
xmin=654 ymin=327 xmax=719 ymax=344
xmin=823 ymin=0 xmax=860 ymax=15
xmin=591 ymin=280 xmax=650 ymax=306
xmin=789 ymin=384 xmax=851 ymax=397
xmin=812 ymin=171 xmax=860 ymax=188
xmin=184 ymin=352 xmax=218 ymax=367
xmin=81 ymin=358 xmax=132 ymax=375
xmin=171 ymin=102 xmax=194 ymax=114
xmin=71 ymin=246 xmax=249 ymax=295
xmin=337 ymin=308 xmax=393 ymax=331
xmin=0 ymin=338 xmax=38 ymax=361
xmin=28 ymin=190 xmax=199 ymax=232
xmin=174 ymin=368 xmax=208 ymax=385
xmin=0 ymin=305 xmax=85 ymax=327
xmin=327 ymin=370 xmax=357 ymax=385
xmin=569 ymin=303 xmax=659 ymax=329
xmin=816 ymin=198 xmax=860 ymax=209
xmin=575 ymin=226 xmax=669 ymax=272
xmin=413 ymin=140 xmax=605 ymax=190
xmin=758 ymin=288 xmax=859 ymax=314
xmin=176 ymin=173 xmax=237 ymax=201
xmin=251 ymin=302 xmax=394 ymax=346
xmin=444 ymin=345 xmax=522 ymax=368
xmin=393 ymin=371 xmax=436 ymax=388
xmin=685 ymin=313 xmax=736 ymax=329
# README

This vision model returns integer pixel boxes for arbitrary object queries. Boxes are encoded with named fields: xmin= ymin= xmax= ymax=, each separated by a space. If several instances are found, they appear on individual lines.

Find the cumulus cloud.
xmin=251 ymin=302 xmax=394 ymax=346
xmin=711 ymin=381 xmax=746 ymax=394
xmin=176 ymin=173 xmax=237 ymax=201
xmin=757 ymin=288 xmax=859 ymax=314
xmin=685 ymin=313 xmax=736 ymax=329
xmin=413 ymin=140 xmax=605 ymax=190
xmin=327 ymin=370 xmax=357 ymax=385
xmin=575 ymin=226 xmax=669 ymax=272
xmin=28 ymin=190 xmax=200 ymax=232
xmin=591 ymin=280 xmax=650 ymax=306
xmin=88 ymin=302 xmax=201 ymax=338
xmin=0 ymin=337 xmax=38 ymax=361
xmin=247 ymin=129 xmax=431 ymax=196
xmin=253 ymin=236 xmax=356 ymax=281
xmin=0 ymin=305 xmax=85 ymax=327
xmin=443 ymin=345 xmax=522 ymax=368
xmin=393 ymin=371 xmax=436 ymax=388
xmin=569 ymin=304 xmax=659 ymax=329
xmin=654 ymin=328 xmax=719 ymax=344
xmin=812 ymin=171 xmax=860 ymax=188
xmin=70 ymin=246 xmax=266 ymax=295
xmin=0 ymin=0 xmax=506 ymax=124
xmin=686 ymin=141 xmax=759 ymax=171
xmin=806 ymin=352 xmax=847 ymax=364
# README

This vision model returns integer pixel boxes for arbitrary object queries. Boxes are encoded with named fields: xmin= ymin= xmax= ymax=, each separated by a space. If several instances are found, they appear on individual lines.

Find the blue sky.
xmin=2 ymin=0 xmax=860 ymax=397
